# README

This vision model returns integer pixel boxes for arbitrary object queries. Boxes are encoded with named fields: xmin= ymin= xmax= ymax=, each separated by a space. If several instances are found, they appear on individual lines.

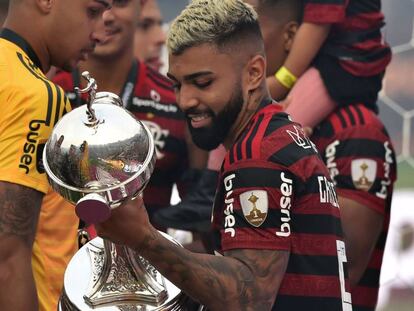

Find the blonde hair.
xmin=167 ymin=0 xmax=261 ymax=55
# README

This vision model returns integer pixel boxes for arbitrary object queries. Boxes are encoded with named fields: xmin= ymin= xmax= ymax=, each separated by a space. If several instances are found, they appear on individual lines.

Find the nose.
xmin=177 ymin=84 xmax=199 ymax=112
xmin=90 ymin=9 xmax=115 ymax=45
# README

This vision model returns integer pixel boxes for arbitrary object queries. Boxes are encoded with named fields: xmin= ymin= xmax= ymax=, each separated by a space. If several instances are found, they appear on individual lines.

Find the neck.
xmin=78 ymin=51 xmax=135 ymax=95
xmin=223 ymin=85 xmax=271 ymax=150
xmin=4 ymin=10 xmax=50 ymax=73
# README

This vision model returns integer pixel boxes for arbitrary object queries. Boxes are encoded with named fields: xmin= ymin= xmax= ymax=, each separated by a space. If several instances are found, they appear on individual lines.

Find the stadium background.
xmin=0 ymin=0 xmax=413 ymax=310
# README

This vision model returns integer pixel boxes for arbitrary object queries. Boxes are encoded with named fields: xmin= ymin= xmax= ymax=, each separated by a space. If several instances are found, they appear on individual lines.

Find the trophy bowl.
xmin=43 ymin=73 xmax=155 ymax=224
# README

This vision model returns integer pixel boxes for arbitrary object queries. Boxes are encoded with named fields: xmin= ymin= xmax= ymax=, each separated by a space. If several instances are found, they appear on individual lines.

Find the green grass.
xmin=396 ymin=161 xmax=414 ymax=189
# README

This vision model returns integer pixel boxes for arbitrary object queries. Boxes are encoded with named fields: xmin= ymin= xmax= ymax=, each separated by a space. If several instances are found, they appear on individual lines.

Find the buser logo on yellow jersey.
xmin=19 ymin=119 xmax=46 ymax=174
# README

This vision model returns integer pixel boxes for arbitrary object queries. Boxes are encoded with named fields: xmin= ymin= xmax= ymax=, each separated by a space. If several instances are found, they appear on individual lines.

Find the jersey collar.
xmin=0 ymin=28 xmax=43 ymax=70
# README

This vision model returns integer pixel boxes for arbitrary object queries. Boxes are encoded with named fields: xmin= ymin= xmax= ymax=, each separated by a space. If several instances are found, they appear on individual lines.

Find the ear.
xmin=36 ymin=0 xmax=54 ymax=14
xmin=244 ymin=54 xmax=266 ymax=93
xmin=283 ymin=21 xmax=299 ymax=52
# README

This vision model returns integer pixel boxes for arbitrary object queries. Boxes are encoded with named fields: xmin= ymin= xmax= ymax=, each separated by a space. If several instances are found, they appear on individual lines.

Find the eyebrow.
xmin=94 ymin=0 xmax=112 ymax=9
xmin=167 ymin=71 xmax=213 ymax=82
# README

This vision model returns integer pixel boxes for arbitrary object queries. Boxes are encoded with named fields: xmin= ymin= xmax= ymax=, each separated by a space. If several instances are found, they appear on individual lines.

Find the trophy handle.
xmin=75 ymin=193 xmax=111 ymax=224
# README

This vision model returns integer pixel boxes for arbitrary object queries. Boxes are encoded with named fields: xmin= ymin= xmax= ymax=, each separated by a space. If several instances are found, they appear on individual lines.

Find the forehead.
xmin=141 ymin=0 xmax=162 ymax=19
xmin=168 ymin=44 xmax=235 ymax=78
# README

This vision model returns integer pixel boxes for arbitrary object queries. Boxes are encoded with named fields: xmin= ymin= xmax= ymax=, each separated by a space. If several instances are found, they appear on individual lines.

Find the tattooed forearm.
xmin=0 ymin=181 xmax=42 ymax=246
xmin=140 ymin=228 xmax=289 ymax=311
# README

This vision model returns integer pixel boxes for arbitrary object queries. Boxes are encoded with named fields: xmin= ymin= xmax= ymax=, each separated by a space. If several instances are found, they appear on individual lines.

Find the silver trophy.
xmin=43 ymin=72 xmax=197 ymax=310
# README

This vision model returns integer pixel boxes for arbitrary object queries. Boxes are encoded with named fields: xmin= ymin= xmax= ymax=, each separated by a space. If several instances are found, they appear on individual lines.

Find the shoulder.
xmin=136 ymin=62 xmax=176 ymax=103
xmin=226 ymin=105 xmax=320 ymax=175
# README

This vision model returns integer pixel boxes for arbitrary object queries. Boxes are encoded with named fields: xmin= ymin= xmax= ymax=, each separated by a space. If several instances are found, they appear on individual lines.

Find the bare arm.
xmin=338 ymin=195 xmax=384 ymax=288
xmin=0 ymin=181 xmax=43 ymax=310
xmin=267 ymin=22 xmax=331 ymax=100
xmin=97 ymin=198 xmax=290 ymax=311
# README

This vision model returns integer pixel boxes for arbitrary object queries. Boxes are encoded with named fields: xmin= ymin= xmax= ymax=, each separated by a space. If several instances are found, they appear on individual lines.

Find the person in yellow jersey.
xmin=0 ymin=1 xmax=112 ymax=310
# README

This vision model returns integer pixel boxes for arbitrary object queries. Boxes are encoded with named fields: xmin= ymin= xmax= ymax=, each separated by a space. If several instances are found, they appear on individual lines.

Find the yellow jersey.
xmin=0 ymin=28 xmax=78 ymax=311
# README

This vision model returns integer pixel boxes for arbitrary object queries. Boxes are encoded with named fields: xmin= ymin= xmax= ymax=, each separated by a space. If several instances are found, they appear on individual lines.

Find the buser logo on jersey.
xmin=224 ymin=173 xmax=236 ymax=238
xmin=276 ymin=172 xmax=293 ymax=237
xmin=19 ymin=119 xmax=44 ymax=174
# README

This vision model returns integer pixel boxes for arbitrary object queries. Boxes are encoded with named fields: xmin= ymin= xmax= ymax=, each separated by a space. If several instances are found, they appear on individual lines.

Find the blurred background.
xmin=1 ymin=0 xmax=413 ymax=310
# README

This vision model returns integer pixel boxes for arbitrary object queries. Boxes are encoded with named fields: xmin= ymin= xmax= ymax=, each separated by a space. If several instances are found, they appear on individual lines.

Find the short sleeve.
xmin=214 ymin=159 xmax=297 ymax=252
xmin=323 ymin=132 xmax=397 ymax=215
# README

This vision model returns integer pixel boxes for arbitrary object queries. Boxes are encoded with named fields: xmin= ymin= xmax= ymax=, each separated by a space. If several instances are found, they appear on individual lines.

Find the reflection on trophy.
xmin=43 ymin=72 xmax=198 ymax=310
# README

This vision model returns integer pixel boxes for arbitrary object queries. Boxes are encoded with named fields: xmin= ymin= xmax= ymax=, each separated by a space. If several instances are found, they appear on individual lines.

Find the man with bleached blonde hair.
xmin=95 ymin=1 xmax=353 ymax=310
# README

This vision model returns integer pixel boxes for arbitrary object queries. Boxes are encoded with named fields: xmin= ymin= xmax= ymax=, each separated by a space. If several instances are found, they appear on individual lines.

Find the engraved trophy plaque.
xmin=43 ymin=72 xmax=196 ymax=310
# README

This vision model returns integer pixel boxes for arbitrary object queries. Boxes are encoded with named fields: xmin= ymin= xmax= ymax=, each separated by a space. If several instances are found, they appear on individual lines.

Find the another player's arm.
xmin=0 ymin=181 xmax=43 ymax=311
xmin=267 ymin=22 xmax=331 ymax=100
xmin=141 ymin=228 xmax=289 ymax=311
xmin=338 ymin=196 xmax=383 ymax=287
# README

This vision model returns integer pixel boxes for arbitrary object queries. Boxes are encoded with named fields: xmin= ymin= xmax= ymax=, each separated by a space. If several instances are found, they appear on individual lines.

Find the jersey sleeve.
xmin=0 ymin=82 xmax=70 ymax=194
xmin=303 ymin=0 xmax=347 ymax=24
xmin=324 ymin=129 xmax=397 ymax=215
xmin=214 ymin=159 xmax=297 ymax=252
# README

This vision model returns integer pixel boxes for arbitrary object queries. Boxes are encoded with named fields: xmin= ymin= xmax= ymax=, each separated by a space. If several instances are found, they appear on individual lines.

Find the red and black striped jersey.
xmin=303 ymin=0 xmax=391 ymax=77
xmin=53 ymin=60 xmax=189 ymax=213
xmin=212 ymin=101 xmax=352 ymax=310
xmin=311 ymin=103 xmax=397 ymax=311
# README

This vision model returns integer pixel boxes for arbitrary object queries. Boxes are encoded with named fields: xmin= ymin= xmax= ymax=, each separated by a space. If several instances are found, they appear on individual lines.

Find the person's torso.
xmin=312 ymin=103 xmax=397 ymax=310
xmin=212 ymin=102 xmax=351 ymax=310
xmin=0 ymin=28 xmax=78 ymax=311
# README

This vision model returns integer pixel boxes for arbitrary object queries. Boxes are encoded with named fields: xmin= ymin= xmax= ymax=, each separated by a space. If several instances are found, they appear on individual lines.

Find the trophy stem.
xmin=83 ymin=239 xmax=168 ymax=307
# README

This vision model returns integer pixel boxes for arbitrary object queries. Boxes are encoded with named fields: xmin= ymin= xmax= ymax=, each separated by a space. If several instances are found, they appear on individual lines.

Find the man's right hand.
xmin=95 ymin=195 xmax=152 ymax=250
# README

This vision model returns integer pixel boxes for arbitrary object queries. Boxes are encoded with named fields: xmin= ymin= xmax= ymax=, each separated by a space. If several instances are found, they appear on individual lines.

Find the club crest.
xmin=239 ymin=190 xmax=268 ymax=227
xmin=351 ymin=159 xmax=377 ymax=191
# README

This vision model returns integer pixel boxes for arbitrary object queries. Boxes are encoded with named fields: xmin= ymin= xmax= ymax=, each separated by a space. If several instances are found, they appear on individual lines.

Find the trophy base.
xmin=59 ymin=236 xmax=199 ymax=310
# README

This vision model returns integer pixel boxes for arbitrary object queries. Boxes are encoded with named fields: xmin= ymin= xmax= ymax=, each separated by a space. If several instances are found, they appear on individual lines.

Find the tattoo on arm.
xmin=0 ymin=181 xmax=43 ymax=246
xmin=141 ymin=229 xmax=289 ymax=311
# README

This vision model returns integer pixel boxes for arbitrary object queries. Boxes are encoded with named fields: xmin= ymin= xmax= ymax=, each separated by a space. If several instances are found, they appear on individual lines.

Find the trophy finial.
xmin=75 ymin=71 xmax=98 ymax=124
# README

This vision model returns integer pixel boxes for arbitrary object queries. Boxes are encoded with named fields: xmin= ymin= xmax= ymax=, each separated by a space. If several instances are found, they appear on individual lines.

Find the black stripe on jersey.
xmin=333 ymin=138 xmax=386 ymax=158
xmin=264 ymin=113 xmax=291 ymax=138
xmin=358 ymin=267 xmax=380 ymax=288
xmin=245 ymin=114 xmax=264 ymax=160
xmin=229 ymin=167 xmax=293 ymax=189
xmin=229 ymin=146 xmax=235 ymax=164
xmin=53 ymin=84 xmax=62 ymax=126
xmin=344 ymin=106 xmax=356 ymax=126
xmin=347 ymin=0 xmax=381 ymax=16
xmin=17 ymin=52 xmax=54 ymax=126
xmin=335 ymin=110 xmax=347 ymax=129
xmin=353 ymin=105 xmax=365 ymax=125
xmin=269 ymin=142 xmax=317 ymax=167
xmin=314 ymin=120 xmax=334 ymax=138
xmin=286 ymin=254 xmax=342 ymax=276
xmin=231 ymin=209 xmax=342 ymax=236
xmin=274 ymin=296 xmax=342 ymax=311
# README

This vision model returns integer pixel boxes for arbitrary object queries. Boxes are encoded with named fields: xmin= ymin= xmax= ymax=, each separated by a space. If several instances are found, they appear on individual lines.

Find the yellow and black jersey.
xmin=0 ymin=28 xmax=78 ymax=311
xmin=0 ymin=28 xmax=71 ymax=193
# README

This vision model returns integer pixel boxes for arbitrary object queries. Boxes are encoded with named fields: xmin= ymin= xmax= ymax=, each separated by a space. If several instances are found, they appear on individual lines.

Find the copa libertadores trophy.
xmin=43 ymin=72 xmax=194 ymax=310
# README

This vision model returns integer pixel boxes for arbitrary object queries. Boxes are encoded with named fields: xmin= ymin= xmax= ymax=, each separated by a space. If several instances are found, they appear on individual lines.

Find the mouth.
xmin=187 ymin=111 xmax=213 ymax=128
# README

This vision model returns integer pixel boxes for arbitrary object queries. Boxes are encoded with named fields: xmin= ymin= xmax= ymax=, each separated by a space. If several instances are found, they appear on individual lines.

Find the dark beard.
xmin=187 ymin=86 xmax=244 ymax=151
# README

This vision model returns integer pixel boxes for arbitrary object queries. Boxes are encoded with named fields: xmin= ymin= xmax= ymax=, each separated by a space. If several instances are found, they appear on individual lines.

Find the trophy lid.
xmin=43 ymin=72 xmax=155 ymax=213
